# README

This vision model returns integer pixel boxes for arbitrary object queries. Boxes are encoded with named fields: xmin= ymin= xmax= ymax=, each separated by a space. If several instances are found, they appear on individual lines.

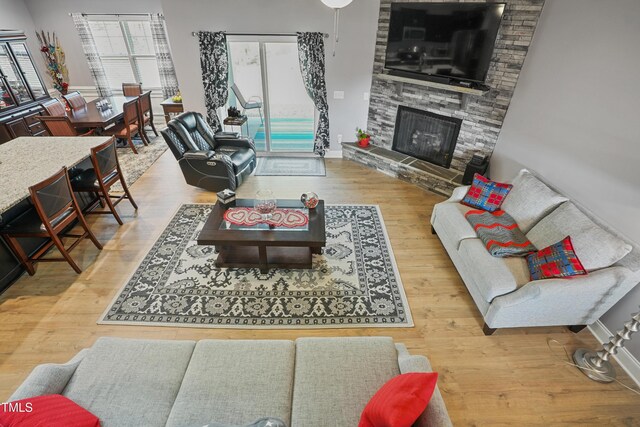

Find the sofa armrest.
xmin=9 ymin=349 xmax=89 ymax=401
xmin=485 ymin=266 xmax=636 ymax=328
xmin=447 ymin=185 xmax=470 ymax=203
xmin=396 ymin=344 xmax=453 ymax=427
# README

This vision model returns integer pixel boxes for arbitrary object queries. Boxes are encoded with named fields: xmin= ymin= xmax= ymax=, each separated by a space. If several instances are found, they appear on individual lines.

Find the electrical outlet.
xmin=337 ymin=134 xmax=343 ymax=143
xmin=333 ymin=91 xmax=345 ymax=100
xmin=364 ymin=92 xmax=370 ymax=101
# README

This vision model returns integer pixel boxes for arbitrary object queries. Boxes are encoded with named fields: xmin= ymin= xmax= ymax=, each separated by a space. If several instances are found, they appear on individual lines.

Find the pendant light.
xmin=321 ymin=0 xmax=353 ymax=56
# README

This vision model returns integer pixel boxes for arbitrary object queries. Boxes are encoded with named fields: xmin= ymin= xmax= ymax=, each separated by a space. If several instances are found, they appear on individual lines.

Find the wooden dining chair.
xmin=41 ymin=98 xmax=67 ymax=116
xmin=36 ymin=116 xmax=93 ymax=137
xmin=137 ymin=91 xmax=158 ymax=142
xmin=103 ymin=98 xmax=147 ymax=154
xmin=62 ymin=91 xmax=87 ymax=111
xmin=71 ymin=137 xmax=138 ymax=225
xmin=122 ymin=83 xmax=142 ymax=96
xmin=0 ymin=167 xmax=103 ymax=275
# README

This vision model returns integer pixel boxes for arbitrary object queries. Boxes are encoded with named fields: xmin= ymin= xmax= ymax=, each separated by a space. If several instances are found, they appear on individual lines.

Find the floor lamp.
xmin=573 ymin=306 xmax=640 ymax=383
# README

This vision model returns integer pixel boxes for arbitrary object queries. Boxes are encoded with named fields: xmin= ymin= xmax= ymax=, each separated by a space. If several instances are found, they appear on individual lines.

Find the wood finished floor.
xmin=0 ymin=153 xmax=638 ymax=426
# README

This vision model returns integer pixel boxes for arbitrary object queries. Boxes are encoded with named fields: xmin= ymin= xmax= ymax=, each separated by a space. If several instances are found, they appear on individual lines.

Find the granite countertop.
xmin=0 ymin=136 xmax=113 ymax=214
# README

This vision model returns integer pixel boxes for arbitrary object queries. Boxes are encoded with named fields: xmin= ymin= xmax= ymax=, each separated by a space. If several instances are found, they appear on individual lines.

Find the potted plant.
xmin=356 ymin=128 xmax=371 ymax=148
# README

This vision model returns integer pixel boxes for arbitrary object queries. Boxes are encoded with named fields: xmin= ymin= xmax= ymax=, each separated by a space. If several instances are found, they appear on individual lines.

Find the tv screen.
xmin=384 ymin=3 xmax=505 ymax=84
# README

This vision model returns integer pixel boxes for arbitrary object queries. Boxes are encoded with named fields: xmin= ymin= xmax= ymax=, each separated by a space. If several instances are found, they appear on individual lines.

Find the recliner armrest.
xmin=183 ymin=150 xmax=215 ymax=160
xmin=215 ymin=131 xmax=240 ymax=139
xmin=214 ymin=135 xmax=256 ymax=152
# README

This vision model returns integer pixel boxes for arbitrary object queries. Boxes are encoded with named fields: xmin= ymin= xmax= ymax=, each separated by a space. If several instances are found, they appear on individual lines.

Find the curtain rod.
xmin=191 ymin=31 xmax=329 ymax=38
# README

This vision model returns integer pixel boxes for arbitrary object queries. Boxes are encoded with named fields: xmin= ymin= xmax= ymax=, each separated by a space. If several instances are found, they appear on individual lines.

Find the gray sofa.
xmin=431 ymin=169 xmax=640 ymax=334
xmin=9 ymin=336 xmax=452 ymax=427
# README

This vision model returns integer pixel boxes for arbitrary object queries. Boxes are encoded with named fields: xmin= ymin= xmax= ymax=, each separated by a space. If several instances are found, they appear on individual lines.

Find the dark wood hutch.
xmin=0 ymin=30 xmax=51 ymax=144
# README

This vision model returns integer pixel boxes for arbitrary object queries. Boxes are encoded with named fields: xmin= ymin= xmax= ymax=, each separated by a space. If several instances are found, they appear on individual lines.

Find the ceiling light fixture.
xmin=321 ymin=0 xmax=353 ymax=56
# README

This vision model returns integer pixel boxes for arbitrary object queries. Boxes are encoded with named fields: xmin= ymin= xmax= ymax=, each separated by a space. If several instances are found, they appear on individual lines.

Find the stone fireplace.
xmin=392 ymin=106 xmax=462 ymax=169
xmin=342 ymin=0 xmax=544 ymax=196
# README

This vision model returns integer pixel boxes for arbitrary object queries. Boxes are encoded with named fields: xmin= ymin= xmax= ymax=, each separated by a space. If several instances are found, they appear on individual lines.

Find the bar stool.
xmin=71 ymin=137 xmax=138 ymax=225
xmin=0 ymin=167 xmax=103 ymax=275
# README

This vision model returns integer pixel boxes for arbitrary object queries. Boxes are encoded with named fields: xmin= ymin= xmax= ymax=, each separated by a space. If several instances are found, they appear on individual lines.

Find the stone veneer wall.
xmin=365 ymin=0 xmax=545 ymax=180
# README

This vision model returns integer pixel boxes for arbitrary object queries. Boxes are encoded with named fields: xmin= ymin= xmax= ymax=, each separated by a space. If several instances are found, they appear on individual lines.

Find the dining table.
xmin=66 ymin=95 xmax=138 ymax=131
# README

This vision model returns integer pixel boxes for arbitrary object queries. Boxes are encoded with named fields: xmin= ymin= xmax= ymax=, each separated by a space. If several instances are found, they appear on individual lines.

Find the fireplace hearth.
xmin=391 ymin=106 xmax=462 ymax=169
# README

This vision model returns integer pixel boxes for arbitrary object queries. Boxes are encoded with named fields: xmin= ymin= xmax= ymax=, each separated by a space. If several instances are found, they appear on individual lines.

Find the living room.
xmin=0 ymin=0 xmax=639 ymax=425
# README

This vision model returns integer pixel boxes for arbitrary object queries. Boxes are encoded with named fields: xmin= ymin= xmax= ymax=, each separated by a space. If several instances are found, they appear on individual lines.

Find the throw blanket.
xmin=465 ymin=209 xmax=536 ymax=257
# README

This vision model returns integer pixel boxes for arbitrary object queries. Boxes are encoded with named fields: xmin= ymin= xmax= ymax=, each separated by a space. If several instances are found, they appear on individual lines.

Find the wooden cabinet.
xmin=0 ymin=31 xmax=51 ymax=144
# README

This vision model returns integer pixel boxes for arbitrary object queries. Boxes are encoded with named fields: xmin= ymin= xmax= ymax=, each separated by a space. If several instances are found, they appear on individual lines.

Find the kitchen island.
xmin=0 ymin=136 xmax=113 ymax=291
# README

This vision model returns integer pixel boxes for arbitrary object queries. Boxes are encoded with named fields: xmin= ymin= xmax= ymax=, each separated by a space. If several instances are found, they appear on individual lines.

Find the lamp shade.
xmin=321 ymin=0 xmax=353 ymax=9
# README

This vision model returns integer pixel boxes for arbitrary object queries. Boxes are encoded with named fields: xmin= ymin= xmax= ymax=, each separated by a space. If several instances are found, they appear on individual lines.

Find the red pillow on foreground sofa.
xmin=0 ymin=394 xmax=100 ymax=427
xmin=359 ymin=372 xmax=439 ymax=427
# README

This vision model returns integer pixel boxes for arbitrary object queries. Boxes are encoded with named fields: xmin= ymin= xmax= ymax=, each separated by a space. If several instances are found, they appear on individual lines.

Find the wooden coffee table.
xmin=197 ymin=199 xmax=325 ymax=273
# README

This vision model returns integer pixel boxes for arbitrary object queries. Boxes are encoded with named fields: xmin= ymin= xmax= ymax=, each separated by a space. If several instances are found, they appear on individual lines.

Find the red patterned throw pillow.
xmin=0 ymin=394 xmax=100 ymax=427
xmin=462 ymin=173 xmax=513 ymax=212
xmin=526 ymin=236 xmax=588 ymax=280
xmin=359 ymin=372 xmax=438 ymax=427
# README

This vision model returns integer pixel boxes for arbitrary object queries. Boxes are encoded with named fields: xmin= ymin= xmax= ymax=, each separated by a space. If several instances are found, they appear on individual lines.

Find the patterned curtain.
xmin=150 ymin=14 xmax=179 ymax=99
xmin=197 ymin=31 xmax=228 ymax=130
xmin=297 ymin=32 xmax=330 ymax=157
xmin=70 ymin=13 xmax=113 ymax=97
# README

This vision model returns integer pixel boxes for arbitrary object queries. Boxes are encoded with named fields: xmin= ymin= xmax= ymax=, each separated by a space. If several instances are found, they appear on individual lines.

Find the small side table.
xmin=223 ymin=115 xmax=248 ymax=135
xmin=160 ymin=98 xmax=184 ymax=124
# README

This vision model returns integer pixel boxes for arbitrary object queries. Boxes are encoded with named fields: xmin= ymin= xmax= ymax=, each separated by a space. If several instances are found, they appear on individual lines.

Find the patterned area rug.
xmin=112 ymin=135 xmax=167 ymax=192
xmin=99 ymin=204 xmax=412 ymax=329
xmin=255 ymin=157 xmax=326 ymax=176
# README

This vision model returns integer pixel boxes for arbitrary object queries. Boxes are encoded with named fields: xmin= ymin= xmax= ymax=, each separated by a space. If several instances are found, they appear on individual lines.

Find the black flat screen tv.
xmin=385 ymin=2 xmax=505 ymax=84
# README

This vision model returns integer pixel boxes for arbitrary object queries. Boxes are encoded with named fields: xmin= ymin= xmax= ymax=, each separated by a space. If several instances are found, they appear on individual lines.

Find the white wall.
xmin=161 ymin=0 xmax=380 ymax=153
xmin=23 ymin=0 xmax=163 ymax=88
xmin=491 ymin=0 xmax=640 ymax=356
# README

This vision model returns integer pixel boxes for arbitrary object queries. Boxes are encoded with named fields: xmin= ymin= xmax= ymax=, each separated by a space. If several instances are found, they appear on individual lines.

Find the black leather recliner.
xmin=161 ymin=112 xmax=257 ymax=192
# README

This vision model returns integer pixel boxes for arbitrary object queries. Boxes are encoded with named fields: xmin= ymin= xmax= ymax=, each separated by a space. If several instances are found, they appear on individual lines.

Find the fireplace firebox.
xmin=391 ymin=106 xmax=462 ymax=169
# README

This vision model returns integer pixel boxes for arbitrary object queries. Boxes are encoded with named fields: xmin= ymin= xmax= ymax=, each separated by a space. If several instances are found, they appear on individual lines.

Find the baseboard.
xmin=589 ymin=320 xmax=640 ymax=387
xmin=325 ymin=149 xmax=342 ymax=158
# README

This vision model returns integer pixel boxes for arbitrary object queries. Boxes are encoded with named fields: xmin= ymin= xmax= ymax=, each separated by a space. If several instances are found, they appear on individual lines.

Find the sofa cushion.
xmin=461 ymin=173 xmax=512 ymax=212
xmin=526 ymin=236 xmax=587 ymax=280
xmin=458 ymin=239 xmax=530 ymax=302
xmin=291 ymin=337 xmax=400 ymax=427
xmin=433 ymin=202 xmax=477 ymax=246
xmin=526 ymin=202 xmax=632 ymax=271
xmin=502 ymin=169 xmax=568 ymax=233
xmin=165 ymin=340 xmax=295 ymax=427
xmin=62 ymin=337 xmax=195 ymax=427
xmin=200 ymin=418 xmax=286 ymax=427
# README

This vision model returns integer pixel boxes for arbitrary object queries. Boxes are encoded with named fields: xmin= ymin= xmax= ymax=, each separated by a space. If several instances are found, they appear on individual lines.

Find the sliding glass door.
xmin=227 ymin=37 xmax=315 ymax=153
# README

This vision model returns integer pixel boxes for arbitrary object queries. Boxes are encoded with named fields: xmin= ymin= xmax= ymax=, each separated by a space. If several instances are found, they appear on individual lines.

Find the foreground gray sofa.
xmin=10 ymin=336 xmax=452 ymax=427
xmin=431 ymin=169 xmax=640 ymax=334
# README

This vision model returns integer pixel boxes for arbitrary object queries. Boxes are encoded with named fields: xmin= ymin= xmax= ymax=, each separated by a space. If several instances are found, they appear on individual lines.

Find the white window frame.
xmin=87 ymin=15 xmax=160 ymax=91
